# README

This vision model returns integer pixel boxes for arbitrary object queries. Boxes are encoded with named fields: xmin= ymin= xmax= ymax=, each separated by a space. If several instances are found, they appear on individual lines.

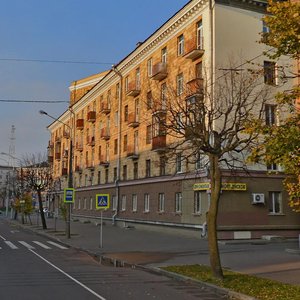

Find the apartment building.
xmin=47 ymin=0 xmax=299 ymax=239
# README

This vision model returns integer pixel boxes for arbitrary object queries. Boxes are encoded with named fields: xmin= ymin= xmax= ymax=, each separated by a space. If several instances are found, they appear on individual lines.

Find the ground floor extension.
xmin=51 ymin=170 xmax=300 ymax=240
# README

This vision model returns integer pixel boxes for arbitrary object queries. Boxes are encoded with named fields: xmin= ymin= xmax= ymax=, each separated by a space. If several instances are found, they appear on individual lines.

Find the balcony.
xmin=86 ymin=161 xmax=95 ymax=170
xmin=63 ymin=130 xmax=70 ymax=139
xmin=128 ymin=113 xmax=139 ymax=128
xmin=101 ymin=128 xmax=110 ymax=140
xmin=55 ymin=152 xmax=61 ymax=160
xmin=99 ymin=155 xmax=109 ymax=167
xmin=87 ymin=111 xmax=96 ymax=122
xmin=152 ymin=135 xmax=167 ymax=152
xmin=151 ymin=62 xmax=167 ymax=81
xmin=126 ymin=82 xmax=141 ymax=97
xmin=76 ymin=119 xmax=84 ymax=130
xmin=100 ymin=102 xmax=111 ymax=114
xmin=186 ymin=78 xmax=204 ymax=100
xmin=87 ymin=136 xmax=95 ymax=146
xmin=184 ymin=38 xmax=204 ymax=60
xmin=75 ymin=142 xmax=83 ymax=151
xmin=126 ymin=145 xmax=139 ymax=160
xmin=62 ymin=168 xmax=68 ymax=176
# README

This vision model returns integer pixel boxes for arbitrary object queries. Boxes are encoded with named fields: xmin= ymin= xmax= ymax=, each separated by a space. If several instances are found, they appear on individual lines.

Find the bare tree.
xmin=149 ymin=63 xmax=273 ymax=279
xmin=19 ymin=153 xmax=52 ymax=230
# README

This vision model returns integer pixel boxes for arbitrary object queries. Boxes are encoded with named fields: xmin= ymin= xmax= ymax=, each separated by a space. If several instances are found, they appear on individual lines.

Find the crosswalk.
xmin=0 ymin=240 xmax=68 ymax=250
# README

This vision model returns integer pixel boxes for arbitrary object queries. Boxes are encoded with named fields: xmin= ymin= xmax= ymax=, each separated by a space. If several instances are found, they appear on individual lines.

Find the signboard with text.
xmin=193 ymin=182 xmax=247 ymax=191
xmin=64 ymin=188 xmax=75 ymax=203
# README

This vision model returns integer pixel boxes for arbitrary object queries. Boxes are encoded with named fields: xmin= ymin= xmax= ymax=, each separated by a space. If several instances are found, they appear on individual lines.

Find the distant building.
xmin=46 ymin=0 xmax=299 ymax=239
xmin=0 ymin=165 xmax=14 ymax=209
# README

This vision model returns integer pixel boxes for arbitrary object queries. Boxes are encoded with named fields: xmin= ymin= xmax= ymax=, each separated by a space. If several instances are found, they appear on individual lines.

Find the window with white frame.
xmin=265 ymin=104 xmax=277 ymax=126
xmin=144 ymin=193 xmax=150 ymax=212
xmin=176 ymin=153 xmax=183 ymax=173
xmin=175 ymin=192 xmax=182 ymax=213
xmin=194 ymin=191 xmax=202 ymax=214
xmin=121 ymin=195 xmax=126 ymax=211
xmin=268 ymin=191 xmax=282 ymax=214
xmin=177 ymin=73 xmax=184 ymax=96
xmin=177 ymin=34 xmax=184 ymax=56
xmin=112 ymin=195 xmax=117 ymax=211
xmin=267 ymin=162 xmax=278 ymax=171
xmin=197 ymin=20 xmax=203 ymax=49
xmin=161 ymin=47 xmax=167 ymax=63
xmin=132 ymin=194 xmax=137 ymax=212
xmin=158 ymin=193 xmax=165 ymax=212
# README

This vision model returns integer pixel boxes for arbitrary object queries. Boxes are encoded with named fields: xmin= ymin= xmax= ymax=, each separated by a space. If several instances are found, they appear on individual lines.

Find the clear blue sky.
xmin=0 ymin=0 xmax=188 ymax=162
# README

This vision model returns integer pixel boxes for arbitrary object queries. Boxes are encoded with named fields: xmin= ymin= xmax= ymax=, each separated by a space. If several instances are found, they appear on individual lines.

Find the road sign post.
xmin=96 ymin=194 xmax=110 ymax=248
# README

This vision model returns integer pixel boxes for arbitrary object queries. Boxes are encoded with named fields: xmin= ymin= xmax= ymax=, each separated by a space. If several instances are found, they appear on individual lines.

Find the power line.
xmin=0 ymin=57 xmax=114 ymax=65
xmin=0 ymin=99 xmax=68 ymax=103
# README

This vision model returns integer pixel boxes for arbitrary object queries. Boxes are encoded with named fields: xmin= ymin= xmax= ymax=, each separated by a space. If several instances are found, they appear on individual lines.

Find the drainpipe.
xmin=112 ymin=65 xmax=123 ymax=225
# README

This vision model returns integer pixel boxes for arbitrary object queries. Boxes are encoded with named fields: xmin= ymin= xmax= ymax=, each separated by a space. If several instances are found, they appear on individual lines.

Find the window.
xmin=267 ymin=162 xmax=278 ymax=171
xmin=147 ymin=91 xmax=152 ymax=109
xmin=177 ymin=73 xmax=184 ymax=96
xmin=161 ymin=83 xmax=167 ymax=110
xmin=124 ymin=105 xmax=128 ymax=122
xmin=269 ymin=192 xmax=282 ymax=214
xmin=161 ymin=47 xmax=167 ymax=63
xmin=113 ymin=167 xmax=117 ymax=182
xmin=114 ymin=111 xmax=119 ymax=127
xmin=262 ymin=20 xmax=270 ymax=33
xmin=146 ymin=125 xmax=152 ymax=144
xmin=175 ymin=192 xmax=182 ymax=213
xmin=84 ymin=198 xmax=87 ymax=210
xmin=158 ymin=193 xmax=165 ymax=212
xmin=107 ymin=90 xmax=111 ymax=108
xmin=195 ymin=153 xmax=204 ymax=170
xmin=144 ymin=193 xmax=150 ymax=212
xmin=265 ymin=104 xmax=277 ymax=126
xmin=134 ymin=162 xmax=138 ymax=179
xmin=121 ymin=195 xmax=126 ymax=211
xmin=146 ymin=159 xmax=151 ymax=178
xmin=105 ymin=168 xmax=109 ymax=184
xmin=264 ymin=61 xmax=277 ymax=85
xmin=147 ymin=58 xmax=153 ymax=77
xmin=136 ymin=68 xmax=141 ymax=89
xmin=123 ymin=134 xmax=128 ymax=152
xmin=122 ymin=165 xmax=127 ymax=181
xmin=197 ymin=20 xmax=203 ymax=49
xmin=97 ymin=171 xmax=101 ymax=185
xmin=125 ymin=76 xmax=129 ymax=92
xmin=194 ymin=191 xmax=201 ymax=214
xmin=160 ymin=156 xmax=166 ymax=176
xmin=196 ymin=62 xmax=202 ymax=78
xmin=135 ymin=98 xmax=139 ymax=122
xmin=114 ymin=139 xmax=118 ymax=155
xmin=177 ymin=34 xmax=184 ymax=56
xmin=132 ymin=194 xmax=137 ymax=212
xmin=176 ymin=153 xmax=183 ymax=173
xmin=112 ymin=195 xmax=117 ymax=211
xmin=90 ymin=197 xmax=93 ymax=210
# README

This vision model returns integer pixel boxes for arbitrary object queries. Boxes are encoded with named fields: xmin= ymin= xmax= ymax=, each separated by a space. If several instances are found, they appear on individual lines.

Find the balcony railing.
xmin=75 ymin=142 xmax=83 ymax=151
xmin=100 ymin=102 xmax=111 ymax=114
xmin=151 ymin=62 xmax=167 ymax=81
xmin=128 ymin=112 xmax=139 ymax=128
xmin=75 ymin=165 xmax=82 ymax=173
xmin=152 ymin=135 xmax=167 ymax=152
xmin=186 ymin=78 xmax=204 ymax=99
xmin=184 ymin=37 xmax=204 ymax=60
xmin=99 ymin=155 xmax=109 ymax=167
xmin=86 ymin=161 xmax=95 ymax=170
xmin=55 ymin=152 xmax=61 ymax=160
xmin=76 ymin=119 xmax=84 ymax=130
xmin=87 ymin=136 xmax=95 ymax=146
xmin=87 ymin=111 xmax=96 ymax=122
xmin=100 ymin=128 xmax=110 ymax=140
xmin=126 ymin=82 xmax=141 ymax=97
xmin=126 ymin=145 xmax=139 ymax=159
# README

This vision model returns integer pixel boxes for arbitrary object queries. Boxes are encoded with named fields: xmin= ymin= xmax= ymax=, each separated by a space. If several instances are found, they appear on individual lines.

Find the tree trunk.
xmin=207 ymin=154 xmax=223 ymax=279
xmin=37 ymin=189 xmax=47 ymax=230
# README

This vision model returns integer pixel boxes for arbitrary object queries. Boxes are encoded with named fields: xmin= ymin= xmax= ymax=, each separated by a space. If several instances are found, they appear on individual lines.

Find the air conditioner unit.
xmin=252 ymin=193 xmax=265 ymax=204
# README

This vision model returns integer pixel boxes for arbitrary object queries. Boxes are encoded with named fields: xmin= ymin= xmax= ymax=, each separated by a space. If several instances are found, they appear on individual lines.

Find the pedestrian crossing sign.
xmin=96 ymin=194 xmax=110 ymax=210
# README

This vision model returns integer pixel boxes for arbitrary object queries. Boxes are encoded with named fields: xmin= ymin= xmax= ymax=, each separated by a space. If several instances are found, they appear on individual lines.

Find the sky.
xmin=0 ymin=0 xmax=188 ymax=164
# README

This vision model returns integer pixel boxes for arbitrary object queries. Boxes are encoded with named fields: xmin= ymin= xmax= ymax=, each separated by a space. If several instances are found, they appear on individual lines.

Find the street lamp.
xmin=39 ymin=110 xmax=73 ymax=239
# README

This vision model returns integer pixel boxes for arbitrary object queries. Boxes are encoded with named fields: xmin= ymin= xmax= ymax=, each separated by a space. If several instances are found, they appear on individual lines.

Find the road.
xmin=0 ymin=220 xmax=226 ymax=300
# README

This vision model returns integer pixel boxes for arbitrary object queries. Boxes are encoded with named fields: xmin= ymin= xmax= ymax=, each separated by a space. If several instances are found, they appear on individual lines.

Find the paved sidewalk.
xmin=4 ymin=214 xmax=300 ymax=287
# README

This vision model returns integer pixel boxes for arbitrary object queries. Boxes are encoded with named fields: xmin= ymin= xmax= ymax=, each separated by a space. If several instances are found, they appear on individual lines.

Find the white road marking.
xmin=19 ymin=241 xmax=35 ymax=249
xmin=29 ymin=249 xmax=107 ymax=300
xmin=32 ymin=241 xmax=51 ymax=249
xmin=47 ymin=241 xmax=68 ymax=249
xmin=0 ymin=235 xmax=6 ymax=241
xmin=4 ymin=241 xmax=18 ymax=249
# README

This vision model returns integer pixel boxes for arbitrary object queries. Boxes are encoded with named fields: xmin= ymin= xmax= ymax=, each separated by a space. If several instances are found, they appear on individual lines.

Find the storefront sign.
xmin=193 ymin=182 xmax=247 ymax=191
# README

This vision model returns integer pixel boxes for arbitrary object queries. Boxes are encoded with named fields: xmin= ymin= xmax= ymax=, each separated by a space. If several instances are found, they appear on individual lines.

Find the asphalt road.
xmin=0 ymin=220 xmax=227 ymax=300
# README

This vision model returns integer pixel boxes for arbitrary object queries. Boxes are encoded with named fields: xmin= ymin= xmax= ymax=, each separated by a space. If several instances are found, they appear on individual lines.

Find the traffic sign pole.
xmin=100 ymin=211 xmax=103 ymax=248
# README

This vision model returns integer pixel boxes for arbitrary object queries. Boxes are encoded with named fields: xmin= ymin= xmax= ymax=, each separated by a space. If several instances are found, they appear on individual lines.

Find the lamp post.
xmin=39 ymin=110 xmax=73 ymax=239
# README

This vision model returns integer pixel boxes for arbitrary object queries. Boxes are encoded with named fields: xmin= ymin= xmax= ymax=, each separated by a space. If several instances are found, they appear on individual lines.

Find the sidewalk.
xmin=4 ymin=214 xmax=300 ymax=287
